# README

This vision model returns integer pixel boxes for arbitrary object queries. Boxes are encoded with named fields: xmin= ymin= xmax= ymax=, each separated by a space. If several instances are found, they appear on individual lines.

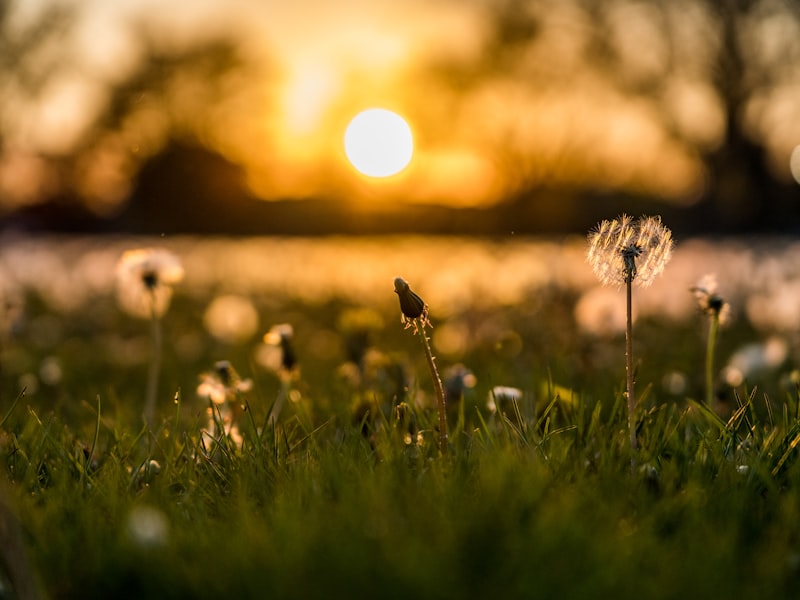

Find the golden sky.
xmin=2 ymin=0 xmax=799 ymax=214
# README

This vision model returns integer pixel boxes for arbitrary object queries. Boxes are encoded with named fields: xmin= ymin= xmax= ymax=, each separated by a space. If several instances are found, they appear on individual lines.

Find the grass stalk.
xmin=625 ymin=275 xmax=638 ymax=459
xmin=144 ymin=292 xmax=162 ymax=428
xmin=705 ymin=312 xmax=719 ymax=407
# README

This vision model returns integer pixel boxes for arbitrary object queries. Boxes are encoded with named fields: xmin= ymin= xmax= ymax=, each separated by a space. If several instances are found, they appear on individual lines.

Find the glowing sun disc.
xmin=344 ymin=109 xmax=413 ymax=177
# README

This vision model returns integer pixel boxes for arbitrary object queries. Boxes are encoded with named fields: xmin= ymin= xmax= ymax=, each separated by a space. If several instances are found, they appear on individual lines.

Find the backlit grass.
xmin=1 ymin=235 xmax=800 ymax=598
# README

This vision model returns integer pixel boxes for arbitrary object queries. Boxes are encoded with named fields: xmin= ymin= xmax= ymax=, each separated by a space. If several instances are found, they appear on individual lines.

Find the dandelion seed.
xmin=587 ymin=215 xmax=673 ymax=288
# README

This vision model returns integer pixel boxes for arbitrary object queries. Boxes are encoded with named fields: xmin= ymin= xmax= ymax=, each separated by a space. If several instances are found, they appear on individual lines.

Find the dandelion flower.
xmin=587 ymin=215 xmax=673 ymax=287
xmin=116 ymin=248 xmax=184 ymax=319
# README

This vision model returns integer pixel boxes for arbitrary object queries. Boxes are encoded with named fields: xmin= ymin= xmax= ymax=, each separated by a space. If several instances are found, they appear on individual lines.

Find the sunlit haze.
xmin=1 ymin=0 xmax=799 ymax=220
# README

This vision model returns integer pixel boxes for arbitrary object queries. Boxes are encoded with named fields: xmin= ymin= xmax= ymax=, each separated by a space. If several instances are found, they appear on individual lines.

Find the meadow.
xmin=1 ymin=232 xmax=800 ymax=598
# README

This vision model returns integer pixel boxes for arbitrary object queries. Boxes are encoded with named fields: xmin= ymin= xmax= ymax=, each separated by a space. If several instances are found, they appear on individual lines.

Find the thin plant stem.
xmin=625 ymin=276 xmax=638 ymax=457
xmin=414 ymin=317 xmax=448 ymax=454
xmin=268 ymin=376 xmax=290 ymax=426
xmin=144 ymin=293 xmax=162 ymax=428
xmin=705 ymin=313 xmax=719 ymax=407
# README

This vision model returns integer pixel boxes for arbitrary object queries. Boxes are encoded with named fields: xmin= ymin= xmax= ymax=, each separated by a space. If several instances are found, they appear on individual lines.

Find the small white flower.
xmin=487 ymin=386 xmax=523 ymax=414
xmin=197 ymin=360 xmax=253 ymax=405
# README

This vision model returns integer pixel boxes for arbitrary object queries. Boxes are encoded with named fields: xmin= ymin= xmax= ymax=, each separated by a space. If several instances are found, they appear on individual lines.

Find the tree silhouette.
xmin=429 ymin=0 xmax=800 ymax=231
xmin=0 ymin=1 xmax=264 ymax=221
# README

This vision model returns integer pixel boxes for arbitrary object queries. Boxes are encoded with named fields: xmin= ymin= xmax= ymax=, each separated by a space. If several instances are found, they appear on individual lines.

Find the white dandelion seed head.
xmin=116 ymin=248 xmax=184 ymax=319
xmin=587 ymin=214 xmax=673 ymax=288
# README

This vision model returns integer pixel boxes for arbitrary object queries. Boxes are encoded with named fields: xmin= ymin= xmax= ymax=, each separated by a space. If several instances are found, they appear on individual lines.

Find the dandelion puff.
xmin=586 ymin=215 xmax=673 ymax=466
xmin=116 ymin=247 xmax=184 ymax=428
xmin=116 ymin=248 xmax=184 ymax=319
xmin=587 ymin=214 xmax=673 ymax=288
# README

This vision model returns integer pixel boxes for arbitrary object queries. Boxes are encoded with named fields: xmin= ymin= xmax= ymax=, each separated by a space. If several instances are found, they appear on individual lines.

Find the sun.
xmin=344 ymin=108 xmax=414 ymax=177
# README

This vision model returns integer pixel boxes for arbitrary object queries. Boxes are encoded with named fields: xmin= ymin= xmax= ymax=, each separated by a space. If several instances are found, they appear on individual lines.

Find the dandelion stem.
xmin=705 ymin=313 xmax=719 ymax=407
xmin=144 ymin=295 xmax=162 ymax=428
xmin=414 ymin=318 xmax=448 ymax=454
xmin=268 ymin=376 xmax=290 ymax=426
xmin=625 ymin=276 xmax=638 ymax=458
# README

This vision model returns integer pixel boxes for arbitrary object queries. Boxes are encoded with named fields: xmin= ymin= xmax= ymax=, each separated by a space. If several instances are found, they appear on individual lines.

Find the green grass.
xmin=2 ymin=237 xmax=800 ymax=598
xmin=4 ymin=373 xmax=800 ymax=598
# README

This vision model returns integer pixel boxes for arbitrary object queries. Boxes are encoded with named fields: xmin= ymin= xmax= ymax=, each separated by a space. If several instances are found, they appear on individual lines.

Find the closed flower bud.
xmin=394 ymin=277 xmax=430 ymax=328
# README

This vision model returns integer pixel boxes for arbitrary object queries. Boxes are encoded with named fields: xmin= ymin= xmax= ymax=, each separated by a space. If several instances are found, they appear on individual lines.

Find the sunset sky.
xmin=2 ymin=0 xmax=799 ymax=217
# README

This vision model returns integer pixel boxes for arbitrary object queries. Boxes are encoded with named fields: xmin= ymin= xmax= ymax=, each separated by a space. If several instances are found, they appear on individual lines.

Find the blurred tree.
xmin=584 ymin=0 xmax=800 ymax=229
xmin=67 ymin=37 xmax=256 ymax=217
xmin=0 ymin=0 xmax=265 ymax=222
xmin=0 ymin=2 xmax=75 ymax=211
xmin=430 ymin=0 xmax=800 ymax=231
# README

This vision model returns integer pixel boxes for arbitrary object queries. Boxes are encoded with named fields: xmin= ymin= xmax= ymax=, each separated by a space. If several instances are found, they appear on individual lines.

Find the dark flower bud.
xmin=394 ymin=277 xmax=428 ymax=322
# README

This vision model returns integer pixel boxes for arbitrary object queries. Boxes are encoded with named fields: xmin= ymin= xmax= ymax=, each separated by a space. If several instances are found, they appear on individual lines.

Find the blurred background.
xmin=1 ymin=0 xmax=799 ymax=237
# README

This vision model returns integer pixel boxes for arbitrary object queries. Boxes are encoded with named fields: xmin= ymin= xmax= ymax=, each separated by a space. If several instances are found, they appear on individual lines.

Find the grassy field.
xmin=1 ymin=234 xmax=800 ymax=598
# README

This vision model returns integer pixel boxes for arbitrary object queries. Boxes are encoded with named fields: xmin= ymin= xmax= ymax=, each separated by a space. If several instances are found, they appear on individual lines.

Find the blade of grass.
xmin=0 ymin=387 xmax=25 ymax=429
